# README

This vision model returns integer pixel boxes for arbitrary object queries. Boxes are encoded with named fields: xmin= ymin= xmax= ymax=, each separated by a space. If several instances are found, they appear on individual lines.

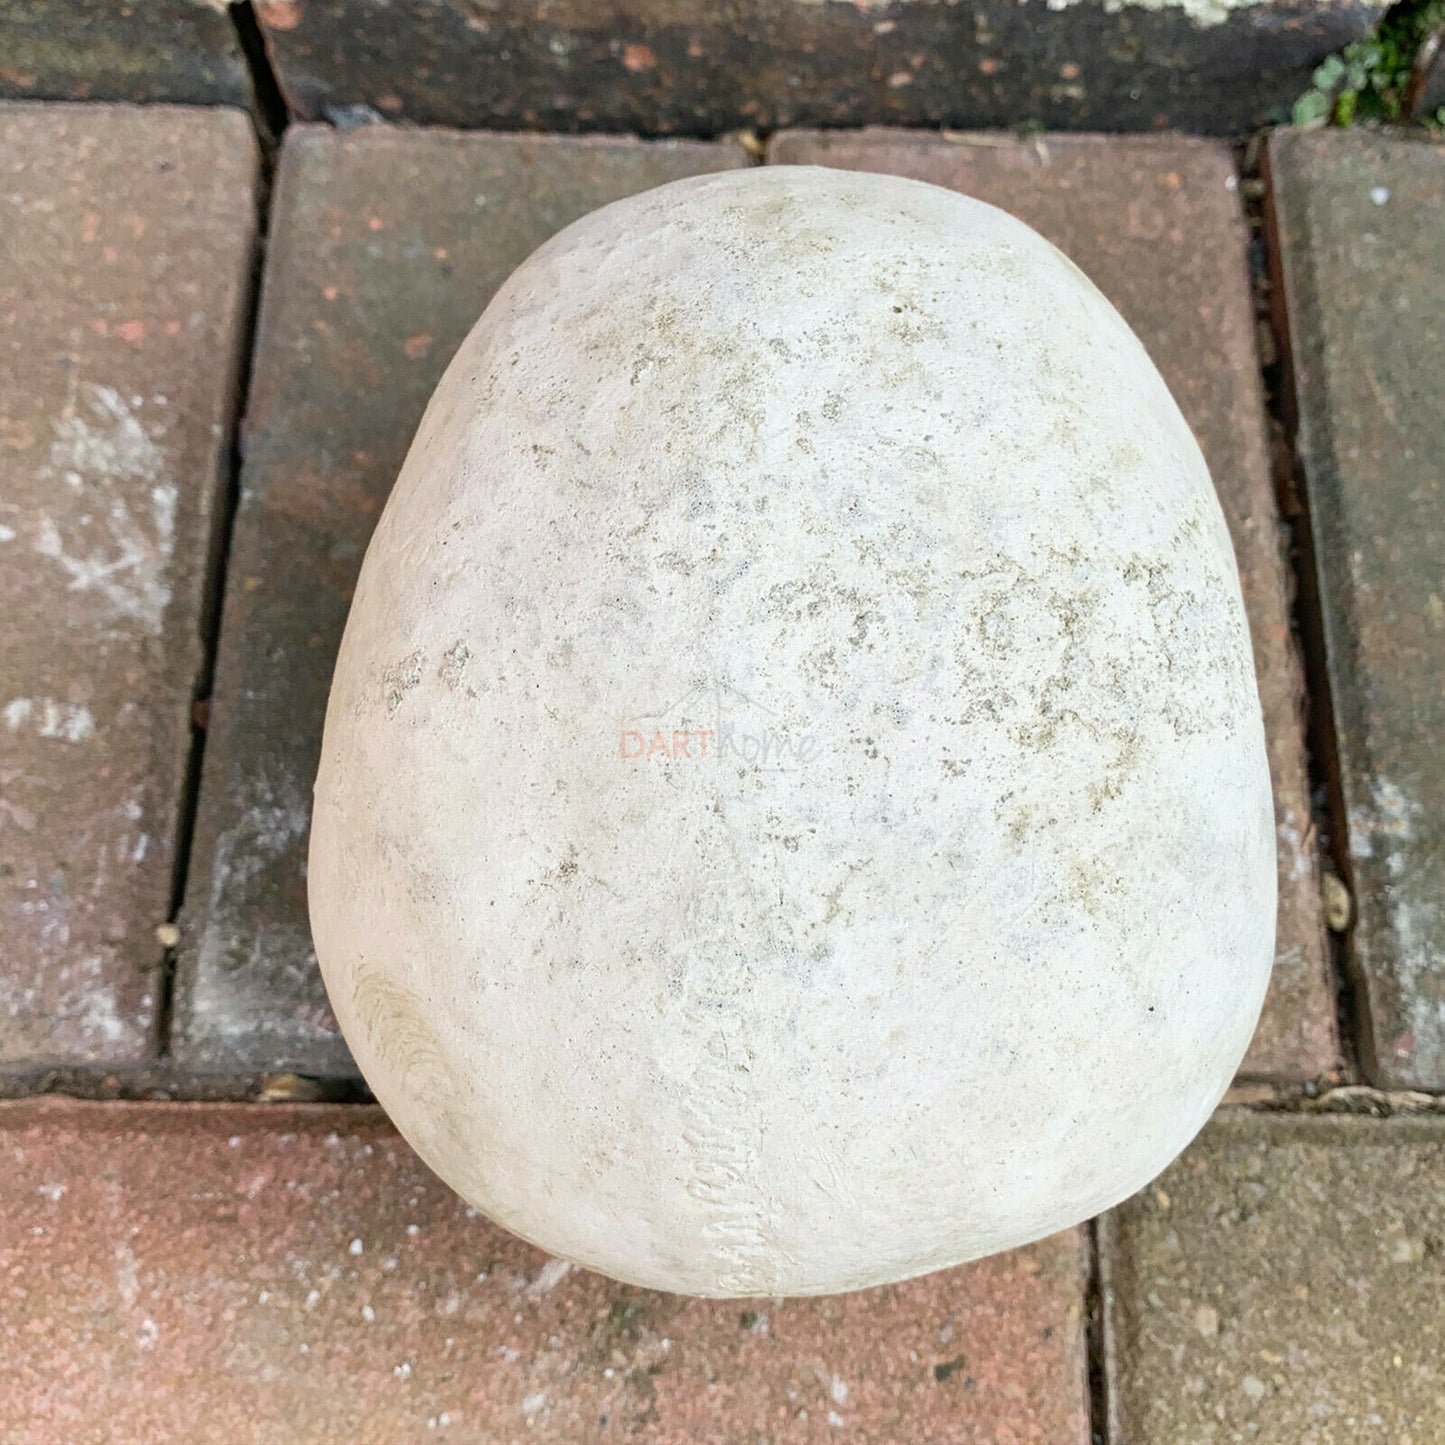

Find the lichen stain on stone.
xmin=954 ymin=536 xmax=1242 ymax=765
xmin=381 ymin=648 xmax=426 ymax=714
xmin=437 ymin=639 xmax=471 ymax=690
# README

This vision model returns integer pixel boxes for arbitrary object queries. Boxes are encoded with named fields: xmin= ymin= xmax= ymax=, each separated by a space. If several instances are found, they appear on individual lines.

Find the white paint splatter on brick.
xmin=32 ymin=384 xmax=177 ymax=633
xmin=44 ymin=699 xmax=96 ymax=743
xmin=1348 ymin=778 xmax=1417 ymax=866
xmin=205 ymin=771 xmax=311 ymax=898
xmin=529 ymin=1257 xmax=572 ymax=1294
xmin=1276 ymin=809 xmax=1310 ymax=883
xmin=4 ymin=697 xmax=96 ymax=743
xmin=1043 ymin=0 xmax=1265 ymax=22
xmin=79 ymin=968 xmax=129 ymax=1046
xmin=1349 ymin=776 xmax=1443 ymax=1063
xmin=791 ymin=0 xmax=1269 ymax=23
xmin=116 ymin=1241 xmax=140 ymax=1307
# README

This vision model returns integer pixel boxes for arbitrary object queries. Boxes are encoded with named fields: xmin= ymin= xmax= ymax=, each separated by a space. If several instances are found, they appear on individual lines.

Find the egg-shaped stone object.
xmin=309 ymin=165 xmax=1276 ymax=1298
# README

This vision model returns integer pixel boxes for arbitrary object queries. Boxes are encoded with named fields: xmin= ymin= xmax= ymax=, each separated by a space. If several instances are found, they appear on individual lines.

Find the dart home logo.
xmin=619 ymin=679 xmax=822 ymax=772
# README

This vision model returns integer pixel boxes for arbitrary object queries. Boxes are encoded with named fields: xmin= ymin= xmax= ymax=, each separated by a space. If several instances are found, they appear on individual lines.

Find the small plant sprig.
xmin=1293 ymin=0 xmax=1445 ymax=127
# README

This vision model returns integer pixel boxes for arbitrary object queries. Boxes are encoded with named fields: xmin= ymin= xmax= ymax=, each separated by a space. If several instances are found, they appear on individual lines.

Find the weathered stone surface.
xmin=0 ymin=104 xmax=258 ymax=1070
xmin=771 ymin=131 xmax=1339 ymax=1081
xmin=0 ymin=1098 xmax=1090 ymax=1443
xmin=0 ymin=0 xmax=252 ymax=107
xmin=1104 ymin=1111 xmax=1445 ymax=1443
xmin=1267 ymin=133 xmax=1445 ymax=1090
xmin=174 ymin=126 xmax=747 ymax=1076
xmin=254 ymin=0 xmax=1383 ymax=135
xmin=312 ymin=163 xmax=1276 ymax=1296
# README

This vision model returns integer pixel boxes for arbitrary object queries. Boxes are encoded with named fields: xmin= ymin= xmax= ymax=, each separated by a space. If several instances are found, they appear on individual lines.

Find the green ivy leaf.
xmin=1293 ymin=88 xmax=1336 ymax=126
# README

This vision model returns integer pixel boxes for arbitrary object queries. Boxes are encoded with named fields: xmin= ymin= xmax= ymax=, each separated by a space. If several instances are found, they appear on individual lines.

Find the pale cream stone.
xmin=309 ymin=166 xmax=1276 ymax=1297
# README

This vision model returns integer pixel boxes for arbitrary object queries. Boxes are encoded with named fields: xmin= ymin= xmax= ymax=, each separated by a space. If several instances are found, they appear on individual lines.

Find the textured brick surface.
xmin=253 ymin=0 xmax=1384 ymax=135
xmin=1267 ymin=133 xmax=1445 ymax=1090
xmin=0 ymin=0 xmax=251 ymax=107
xmin=174 ymin=127 xmax=747 ymax=1075
xmin=0 ymin=1098 xmax=1089 ymax=1444
xmin=771 ymin=131 xmax=1338 ymax=1081
xmin=1104 ymin=1112 xmax=1445 ymax=1444
xmin=0 ymin=104 xmax=258 ymax=1070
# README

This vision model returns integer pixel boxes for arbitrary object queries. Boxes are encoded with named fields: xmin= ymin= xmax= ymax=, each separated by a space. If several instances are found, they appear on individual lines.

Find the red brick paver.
xmin=173 ymin=127 xmax=749 ymax=1077
xmin=1104 ymin=1111 xmax=1445 ymax=1443
xmin=0 ymin=1099 xmax=1089 ymax=1444
xmin=0 ymin=2 xmax=252 ymax=108
xmin=770 ymin=130 xmax=1340 ymax=1081
xmin=250 ymin=0 xmax=1385 ymax=135
xmin=0 ymin=104 xmax=258 ymax=1070
xmin=1267 ymin=132 xmax=1445 ymax=1091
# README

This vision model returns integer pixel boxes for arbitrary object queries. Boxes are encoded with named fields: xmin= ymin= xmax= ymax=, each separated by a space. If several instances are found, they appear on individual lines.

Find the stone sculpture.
xmin=309 ymin=166 xmax=1275 ymax=1296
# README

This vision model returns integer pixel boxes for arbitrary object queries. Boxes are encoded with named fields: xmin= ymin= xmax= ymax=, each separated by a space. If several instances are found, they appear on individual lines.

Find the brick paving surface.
xmin=0 ymin=104 xmax=258 ymax=1071
xmin=2 ymin=94 xmax=1444 ymax=1445
xmin=173 ymin=127 xmax=747 ymax=1076
xmin=249 ymin=0 xmax=1386 ymax=136
xmin=771 ymin=130 xmax=1338 ymax=1081
xmin=1104 ymin=1112 xmax=1445 ymax=1445
xmin=1267 ymin=132 xmax=1445 ymax=1092
xmin=0 ymin=0 xmax=252 ymax=108
xmin=175 ymin=125 xmax=1343 ymax=1083
xmin=0 ymin=1099 xmax=1088 ymax=1444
